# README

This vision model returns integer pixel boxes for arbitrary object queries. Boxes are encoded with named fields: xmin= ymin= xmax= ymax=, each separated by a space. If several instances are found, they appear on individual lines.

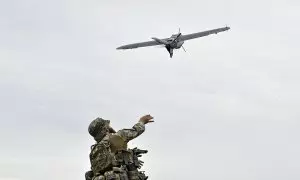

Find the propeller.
xmin=178 ymin=27 xmax=186 ymax=52
xmin=225 ymin=24 xmax=230 ymax=30
xmin=181 ymin=45 xmax=186 ymax=52
xmin=171 ymin=28 xmax=182 ymax=43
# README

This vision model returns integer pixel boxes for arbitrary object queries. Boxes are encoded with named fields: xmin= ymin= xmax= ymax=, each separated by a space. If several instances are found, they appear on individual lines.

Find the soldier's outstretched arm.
xmin=116 ymin=115 xmax=154 ymax=142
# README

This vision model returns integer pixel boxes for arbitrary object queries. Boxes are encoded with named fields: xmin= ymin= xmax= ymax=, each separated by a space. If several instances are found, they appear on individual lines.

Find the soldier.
xmin=86 ymin=114 xmax=154 ymax=180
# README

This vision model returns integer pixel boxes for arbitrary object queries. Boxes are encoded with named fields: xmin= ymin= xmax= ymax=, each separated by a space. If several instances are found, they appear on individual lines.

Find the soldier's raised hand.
xmin=139 ymin=114 xmax=154 ymax=124
xmin=138 ymin=160 xmax=144 ymax=169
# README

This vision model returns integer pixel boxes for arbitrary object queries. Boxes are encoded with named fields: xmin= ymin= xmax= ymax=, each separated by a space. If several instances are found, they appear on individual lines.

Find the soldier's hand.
xmin=138 ymin=160 xmax=144 ymax=169
xmin=139 ymin=114 xmax=154 ymax=124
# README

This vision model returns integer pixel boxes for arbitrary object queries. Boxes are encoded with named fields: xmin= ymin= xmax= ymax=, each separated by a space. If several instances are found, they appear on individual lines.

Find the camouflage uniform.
xmin=88 ymin=118 xmax=145 ymax=180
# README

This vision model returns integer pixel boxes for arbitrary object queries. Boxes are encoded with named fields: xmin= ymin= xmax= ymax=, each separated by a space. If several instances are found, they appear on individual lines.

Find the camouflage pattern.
xmin=88 ymin=118 xmax=110 ymax=142
xmin=89 ymin=138 xmax=116 ymax=175
xmin=116 ymin=122 xmax=145 ymax=142
xmin=112 ymin=147 xmax=148 ymax=180
xmin=127 ymin=170 xmax=139 ymax=180
xmin=89 ymin=122 xmax=145 ymax=180
xmin=85 ymin=170 xmax=94 ymax=180
xmin=92 ymin=167 xmax=128 ymax=180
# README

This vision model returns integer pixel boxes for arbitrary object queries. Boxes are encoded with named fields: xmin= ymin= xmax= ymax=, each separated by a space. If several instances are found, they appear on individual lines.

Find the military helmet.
xmin=88 ymin=117 xmax=110 ymax=141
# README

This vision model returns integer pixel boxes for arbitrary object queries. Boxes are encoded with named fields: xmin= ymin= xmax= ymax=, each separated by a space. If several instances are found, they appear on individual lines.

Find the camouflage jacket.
xmin=89 ymin=122 xmax=145 ymax=176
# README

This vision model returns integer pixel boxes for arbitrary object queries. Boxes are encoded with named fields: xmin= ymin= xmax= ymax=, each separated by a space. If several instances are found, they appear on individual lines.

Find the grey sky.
xmin=1 ymin=0 xmax=300 ymax=179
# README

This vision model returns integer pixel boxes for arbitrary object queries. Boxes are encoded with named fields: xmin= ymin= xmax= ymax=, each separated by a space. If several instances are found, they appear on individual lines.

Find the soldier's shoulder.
xmin=91 ymin=135 xmax=110 ymax=148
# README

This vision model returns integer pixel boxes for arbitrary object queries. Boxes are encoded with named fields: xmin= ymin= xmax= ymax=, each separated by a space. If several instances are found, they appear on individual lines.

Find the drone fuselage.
xmin=152 ymin=34 xmax=184 ymax=57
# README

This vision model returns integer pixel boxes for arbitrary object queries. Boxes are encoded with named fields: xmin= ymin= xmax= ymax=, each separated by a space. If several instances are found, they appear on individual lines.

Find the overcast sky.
xmin=1 ymin=0 xmax=300 ymax=180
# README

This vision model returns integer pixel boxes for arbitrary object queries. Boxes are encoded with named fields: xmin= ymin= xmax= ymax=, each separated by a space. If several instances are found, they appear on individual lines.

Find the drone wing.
xmin=179 ymin=26 xmax=230 ymax=41
xmin=116 ymin=40 xmax=161 ymax=50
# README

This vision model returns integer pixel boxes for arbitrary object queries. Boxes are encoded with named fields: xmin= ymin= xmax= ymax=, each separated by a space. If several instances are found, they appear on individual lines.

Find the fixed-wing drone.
xmin=116 ymin=26 xmax=230 ymax=58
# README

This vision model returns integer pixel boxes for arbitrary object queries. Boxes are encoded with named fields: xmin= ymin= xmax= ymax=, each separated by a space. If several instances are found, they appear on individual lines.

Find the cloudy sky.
xmin=1 ymin=0 xmax=300 ymax=179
